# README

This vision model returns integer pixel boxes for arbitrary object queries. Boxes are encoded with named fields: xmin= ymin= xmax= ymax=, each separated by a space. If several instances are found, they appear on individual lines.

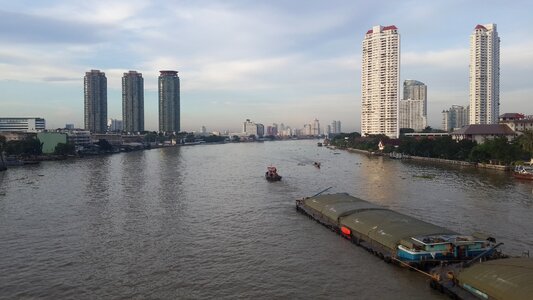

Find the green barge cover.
xmin=339 ymin=210 xmax=456 ymax=251
xmin=304 ymin=193 xmax=456 ymax=252
xmin=303 ymin=193 xmax=383 ymax=223
xmin=456 ymin=258 xmax=533 ymax=300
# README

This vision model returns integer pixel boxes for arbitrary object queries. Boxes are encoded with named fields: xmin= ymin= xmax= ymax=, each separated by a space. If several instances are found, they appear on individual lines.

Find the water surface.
xmin=1 ymin=140 xmax=531 ymax=299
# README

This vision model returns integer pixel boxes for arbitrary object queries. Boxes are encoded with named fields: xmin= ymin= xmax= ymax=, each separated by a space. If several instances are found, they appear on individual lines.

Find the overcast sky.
xmin=1 ymin=0 xmax=532 ymax=132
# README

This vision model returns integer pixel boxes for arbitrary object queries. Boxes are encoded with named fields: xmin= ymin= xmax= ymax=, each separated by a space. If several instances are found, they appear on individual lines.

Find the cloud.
xmin=32 ymin=0 xmax=151 ymax=24
xmin=0 ymin=10 xmax=106 ymax=44
xmin=402 ymin=48 xmax=468 ymax=69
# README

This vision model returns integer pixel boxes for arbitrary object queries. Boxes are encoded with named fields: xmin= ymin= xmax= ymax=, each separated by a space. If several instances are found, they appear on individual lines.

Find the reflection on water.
xmin=0 ymin=140 xmax=531 ymax=299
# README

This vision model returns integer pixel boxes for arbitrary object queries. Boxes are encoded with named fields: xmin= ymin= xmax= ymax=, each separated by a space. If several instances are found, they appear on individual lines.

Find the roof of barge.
xmin=457 ymin=258 xmax=533 ymax=300
xmin=303 ymin=193 xmax=385 ymax=221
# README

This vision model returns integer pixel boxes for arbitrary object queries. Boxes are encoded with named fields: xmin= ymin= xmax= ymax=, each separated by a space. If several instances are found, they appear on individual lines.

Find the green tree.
xmin=0 ymin=135 xmax=6 ymax=152
xmin=54 ymin=143 xmax=75 ymax=155
xmin=517 ymin=130 xmax=533 ymax=159
xmin=96 ymin=139 xmax=113 ymax=152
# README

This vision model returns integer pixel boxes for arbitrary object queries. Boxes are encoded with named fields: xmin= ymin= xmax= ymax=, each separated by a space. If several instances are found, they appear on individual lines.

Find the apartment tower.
xmin=361 ymin=25 xmax=400 ymax=138
xmin=158 ymin=70 xmax=180 ymax=133
xmin=403 ymin=80 xmax=427 ymax=116
xmin=469 ymin=24 xmax=500 ymax=124
xmin=84 ymin=70 xmax=107 ymax=133
xmin=400 ymin=80 xmax=427 ymax=131
xmin=122 ymin=71 xmax=144 ymax=133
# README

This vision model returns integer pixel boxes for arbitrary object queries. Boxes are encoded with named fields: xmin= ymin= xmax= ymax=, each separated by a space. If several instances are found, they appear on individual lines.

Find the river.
xmin=1 ymin=140 xmax=532 ymax=299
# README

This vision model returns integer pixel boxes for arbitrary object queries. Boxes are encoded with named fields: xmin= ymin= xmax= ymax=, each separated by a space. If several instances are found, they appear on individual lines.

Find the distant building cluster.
xmin=233 ymin=118 xmax=342 ymax=140
xmin=442 ymin=105 xmax=469 ymax=132
xmin=84 ymin=69 xmax=180 ymax=134
xmin=361 ymin=23 xmax=501 ymax=136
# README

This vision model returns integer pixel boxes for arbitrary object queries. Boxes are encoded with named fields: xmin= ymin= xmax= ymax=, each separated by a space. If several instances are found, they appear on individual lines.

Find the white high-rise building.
xmin=243 ymin=119 xmax=257 ymax=136
xmin=469 ymin=24 xmax=500 ymax=125
xmin=361 ymin=25 xmax=400 ymax=138
xmin=399 ymin=99 xmax=427 ymax=131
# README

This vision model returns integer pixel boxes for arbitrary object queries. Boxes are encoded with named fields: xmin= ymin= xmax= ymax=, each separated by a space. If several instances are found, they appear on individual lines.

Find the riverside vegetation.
xmin=330 ymin=129 xmax=533 ymax=165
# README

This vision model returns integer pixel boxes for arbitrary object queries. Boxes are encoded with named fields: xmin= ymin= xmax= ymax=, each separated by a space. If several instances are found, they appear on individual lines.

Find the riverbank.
xmin=334 ymin=146 xmax=511 ymax=171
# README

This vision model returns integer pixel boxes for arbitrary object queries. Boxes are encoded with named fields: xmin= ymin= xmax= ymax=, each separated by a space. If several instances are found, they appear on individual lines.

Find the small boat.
xmin=313 ymin=162 xmax=321 ymax=168
xmin=513 ymin=164 xmax=533 ymax=180
xmin=265 ymin=166 xmax=282 ymax=181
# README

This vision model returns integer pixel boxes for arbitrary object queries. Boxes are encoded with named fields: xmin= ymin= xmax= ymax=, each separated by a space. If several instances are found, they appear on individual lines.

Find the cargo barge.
xmin=295 ymin=192 xmax=533 ymax=299
xmin=295 ymin=193 xmax=499 ymax=269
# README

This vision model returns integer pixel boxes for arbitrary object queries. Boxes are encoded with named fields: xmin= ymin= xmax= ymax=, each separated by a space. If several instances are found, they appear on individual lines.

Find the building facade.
xmin=442 ymin=105 xmax=469 ymax=132
xmin=312 ymin=119 xmax=320 ymax=136
xmin=36 ymin=132 xmax=68 ymax=154
xmin=122 ymin=71 xmax=144 ymax=133
xmin=361 ymin=25 xmax=400 ymax=138
xmin=451 ymin=124 xmax=516 ymax=144
xmin=399 ymin=99 xmax=427 ymax=131
xmin=0 ymin=117 xmax=45 ymax=132
xmin=107 ymin=119 xmax=123 ymax=132
xmin=84 ymin=70 xmax=107 ymax=133
xmin=403 ymin=80 xmax=427 ymax=117
xmin=499 ymin=113 xmax=533 ymax=132
xmin=469 ymin=24 xmax=500 ymax=125
xmin=331 ymin=120 xmax=341 ymax=134
xmin=158 ymin=70 xmax=180 ymax=133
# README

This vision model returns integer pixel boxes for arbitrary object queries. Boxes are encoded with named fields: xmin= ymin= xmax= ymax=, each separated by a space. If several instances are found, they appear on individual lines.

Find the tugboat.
xmin=513 ymin=163 xmax=533 ymax=180
xmin=265 ymin=166 xmax=282 ymax=181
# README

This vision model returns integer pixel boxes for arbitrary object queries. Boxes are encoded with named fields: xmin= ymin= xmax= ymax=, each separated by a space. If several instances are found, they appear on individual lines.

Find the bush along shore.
xmin=329 ymin=131 xmax=533 ymax=171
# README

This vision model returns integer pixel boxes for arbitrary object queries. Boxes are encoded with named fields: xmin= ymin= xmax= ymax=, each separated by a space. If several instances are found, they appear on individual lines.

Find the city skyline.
xmin=1 ymin=1 xmax=532 ymax=132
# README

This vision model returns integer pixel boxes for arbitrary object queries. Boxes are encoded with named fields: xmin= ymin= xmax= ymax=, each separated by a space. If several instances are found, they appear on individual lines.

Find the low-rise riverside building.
xmin=498 ymin=113 xmax=533 ymax=132
xmin=0 ymin=117 xmax=45 ymax=132
xmin=66 ymin=130 xmax=91 ymax=148
xmin=451 ymin=124 xmax=516 ymax=143
xmin=0 ymin=132 xmax=33 ymax=142
xmin=37 ymin=132 xmax=68 ymax=154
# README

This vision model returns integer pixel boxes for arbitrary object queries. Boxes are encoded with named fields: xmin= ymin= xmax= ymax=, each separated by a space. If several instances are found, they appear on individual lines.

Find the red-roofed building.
xmin=499 ymin=113 xmax=533 ymax=132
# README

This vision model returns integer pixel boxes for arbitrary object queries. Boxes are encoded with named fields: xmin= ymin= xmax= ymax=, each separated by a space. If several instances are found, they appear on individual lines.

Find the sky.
xmin=0 ymin=0 xmax=532 ymax=132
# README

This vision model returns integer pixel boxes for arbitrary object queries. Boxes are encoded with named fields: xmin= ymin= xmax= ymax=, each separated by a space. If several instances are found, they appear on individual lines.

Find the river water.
xmin=1 ymin=140 xmax=532 ymax=299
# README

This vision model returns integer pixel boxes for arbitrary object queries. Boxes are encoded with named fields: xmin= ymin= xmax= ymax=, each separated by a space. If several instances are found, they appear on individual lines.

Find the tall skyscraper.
xmin=312 ymin=119 xmax=320 ymax=136
xmin=158 ymin=70 xmax=180 ymax=133
xmin=122 ymin=71 xmax=144 ymax=133
xmin=84 ymin=70 xmax=107 ymax=133
xmin=403 ymin=80 xmax=427 ymax=116
xmin=469 ymin=24 xmax=500 ymax=125
xmin=331 ymin=120 xmax=342 ymax=134
xmin=361 ymin=25 xmax=400 ymax=138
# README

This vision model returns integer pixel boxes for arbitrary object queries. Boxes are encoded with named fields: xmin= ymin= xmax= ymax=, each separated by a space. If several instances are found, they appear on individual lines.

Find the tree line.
xmin=330 ymin=130 xmax=533 ymax=164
